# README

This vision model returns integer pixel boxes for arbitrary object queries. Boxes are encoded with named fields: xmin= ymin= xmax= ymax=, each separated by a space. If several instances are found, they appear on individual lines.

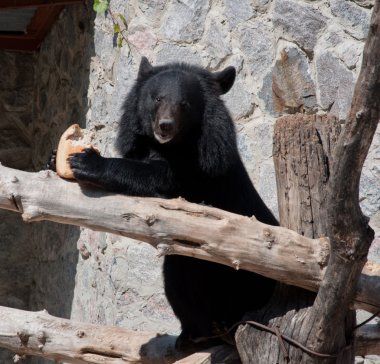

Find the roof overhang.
xmin=0 ymin=0 xmax=83 ymax=51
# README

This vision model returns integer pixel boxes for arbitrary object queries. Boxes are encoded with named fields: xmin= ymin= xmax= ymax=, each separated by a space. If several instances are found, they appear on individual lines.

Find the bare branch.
xmin=0 ymin=305 xmax=377 ymax=363
xmin=0 ymin=305 xmax=240 ymax=363
xmin=297 ymin=2 xmax=380 ymax=360
xmin=0 ymin=164 xmax=379 ymax=314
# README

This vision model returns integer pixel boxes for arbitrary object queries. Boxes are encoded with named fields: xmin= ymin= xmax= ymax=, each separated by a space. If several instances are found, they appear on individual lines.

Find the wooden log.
xmin=236 ymin=114 xmax=343 ymax=363
xmin=0 ymin=305 xmax=239 ymax=364
xmin=0 ymin=305 xmax=377 ymax=363
xmin=0 ymin=163 xmax=379 ymax=314
xmin=274 ymin=114 xmax=341 ymax=238
xmin=296 ymin=1 xmax=380 ymax=361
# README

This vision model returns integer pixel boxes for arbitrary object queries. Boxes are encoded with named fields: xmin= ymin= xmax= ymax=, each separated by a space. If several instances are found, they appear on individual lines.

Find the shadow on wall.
xmin=0 ymin=3 xmax=95 ymax=363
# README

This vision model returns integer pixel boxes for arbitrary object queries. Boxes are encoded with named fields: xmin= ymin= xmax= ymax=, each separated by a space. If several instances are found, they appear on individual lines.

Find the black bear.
xmin=69 ymin=57 xmax=278 ymax=349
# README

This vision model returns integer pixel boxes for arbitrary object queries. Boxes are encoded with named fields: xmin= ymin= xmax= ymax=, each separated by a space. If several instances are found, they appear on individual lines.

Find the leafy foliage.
xmin=93 ymin=0 xmax=109 ymax=14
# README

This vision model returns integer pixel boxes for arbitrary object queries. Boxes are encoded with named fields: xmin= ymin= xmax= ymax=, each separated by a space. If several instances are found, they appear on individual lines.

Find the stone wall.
xmin=0 ymin=50 xmax=37 ymax=363
xmin=0 ymin=1 xmax=379 ymax=363
xmin=0 ymin=4 xmax=93 ymax=363
xmin=71 ymin=1 xmax=379 ymax=363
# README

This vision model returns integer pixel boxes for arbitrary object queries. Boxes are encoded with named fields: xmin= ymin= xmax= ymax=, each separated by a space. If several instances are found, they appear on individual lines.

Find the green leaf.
xmin=93 ymin=0 xmax=109 ymax=14
xmin=114 ymin=23 xmax=120 ymax=33
xmin=118 ymin=14 xmax=128 ymax=29
xmin=117 ymin=34 xmax=123 ymax=48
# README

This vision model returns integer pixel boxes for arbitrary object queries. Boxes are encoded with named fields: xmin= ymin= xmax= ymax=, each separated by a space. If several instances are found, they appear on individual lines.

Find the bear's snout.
xmin=159 ymin=119 xmax=175 ymax=133
xmin=154 ymin=117 xmax=178 ymax=144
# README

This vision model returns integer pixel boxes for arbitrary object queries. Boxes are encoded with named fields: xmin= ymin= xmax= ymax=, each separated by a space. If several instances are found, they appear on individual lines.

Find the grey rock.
xmin=224 ymin=0 xmax=256 ymax=29
xmin=271 ymin=42 xmax=317 ymax=115
xmin=238 ymin=21 xmax=273 ymax=81
xmin=137 ymin=0 xmax=167 ymax=23
xmin=315 ymin=50 xmax=355 ymax=120
xmin=252 ymin=0 xmax=271 ymax=13
xmin=258 ymin=70 xmax=276 ymax=116
xmin=127 ymin=21 xmax=157 ymax=58
xmin=237 ymin=120 xmax=276 ymax=177
xmin=352 ymin=0 xmax=375 ymax=8
xmin=258 ymin=160 xmax=279 ymax=220
xmin=222 ymin=75 xmax=254 ymax=120
xmin=334 ymin=39 xmax=364 ymax=70
xmin=159 ymin=0 xmax=210 ymax=41
xmin=330 ymin=0 xmax=371 ymax=40
xmin=273 ymin=0 xmax=327 ymax=54
xmin=93 ymin=28 xmax=115 ymax=69
xmin=201 ymin=20 xmax=231 ymax=67
xmin=360 ymin=165 xmax=380 ymax=217
xmin=155 ymin=43 xmax=202 ymax=65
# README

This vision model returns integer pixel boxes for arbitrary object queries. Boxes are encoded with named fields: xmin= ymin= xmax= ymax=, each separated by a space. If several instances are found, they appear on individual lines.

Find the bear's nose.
xmin=159 ymin=119 xmax=175 ymax=133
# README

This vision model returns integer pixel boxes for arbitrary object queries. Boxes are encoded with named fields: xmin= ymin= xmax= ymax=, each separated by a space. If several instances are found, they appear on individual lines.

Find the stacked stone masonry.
xmin=0 ymin=0 xmax=379 ymax=363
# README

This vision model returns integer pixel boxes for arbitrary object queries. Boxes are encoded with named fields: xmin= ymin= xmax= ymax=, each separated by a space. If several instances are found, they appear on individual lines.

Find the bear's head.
xmin=136 ymin=57 xmax=236 ymax=146
xmin=118 ymin=57 xmax=238 ymax=175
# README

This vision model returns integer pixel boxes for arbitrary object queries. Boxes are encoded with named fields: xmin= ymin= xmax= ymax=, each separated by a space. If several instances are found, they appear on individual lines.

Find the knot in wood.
xmin=37 ymin=170 xmax=51 ymax=179
xmin=232 ymin=259 xmax=241 ymax=270
xmin=76 ymin=330 xmax=86 ymax=338
xmin=37 ymin=331 xmax=46 ymax=344
xmin=17 ymin=331 xmax=29 ymax=346
xmin=13 ymin=354 xmax=26 ymax=363
xmin=157 ymin=243 xmax=173 ymax=257
xmin=145 ymin=215 xmax=157 ymax=226
xmin=263 ymin=229 xmax=276 ymax=249
xmin=356 ymin=110 xmax=364 ymax=121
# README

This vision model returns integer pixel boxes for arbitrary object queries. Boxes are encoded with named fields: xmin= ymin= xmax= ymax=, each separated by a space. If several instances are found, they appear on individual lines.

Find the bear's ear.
xmin=212 ymin=66 xmax=236 ymax=95
xmin=138 ymin=57 xmax=153 ymax=79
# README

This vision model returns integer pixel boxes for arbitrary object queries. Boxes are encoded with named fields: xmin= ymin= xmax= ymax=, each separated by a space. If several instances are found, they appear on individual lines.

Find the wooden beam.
xmin=0 ymin=0 xmax=82 ymax=9
xmin=0 ymin=35 xmax=39 ymax=51
xmin=0 ymin=0 xmax=84 ymax=50
xmin=0 ymin=305 xmax=239 ymax=364
xmin=0 ymin=5 xmax=64 ymax=50
xmin=0 ymin=164 xmax=379 ymax=315
xmin=26 ymin=6 xmax=63 ymax=46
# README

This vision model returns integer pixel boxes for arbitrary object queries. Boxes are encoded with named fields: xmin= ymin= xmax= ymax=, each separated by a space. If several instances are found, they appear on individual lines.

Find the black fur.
xmin=69 ymin=57 xmax=278 ymax=349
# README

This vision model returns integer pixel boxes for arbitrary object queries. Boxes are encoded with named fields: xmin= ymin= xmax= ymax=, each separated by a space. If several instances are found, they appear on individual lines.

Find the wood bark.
xmin=296 ymin=1 xmax=380 ymax=362
xmin=236 ymin=114 xmax=344 ymax=363
xmin=0 ymin=304 xmax=377 ymax=364
xmin=274 ymin=114 xmax=341 ymax=238
xmin=0 ymin=164 xmax=379 ymax=314
xmin=0 ymin=305 xmax=240 ymax=364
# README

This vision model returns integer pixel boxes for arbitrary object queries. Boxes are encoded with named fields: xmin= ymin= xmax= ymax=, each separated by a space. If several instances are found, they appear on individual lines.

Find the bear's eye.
xmin=155 ymin=96 xmax=162 ymax=103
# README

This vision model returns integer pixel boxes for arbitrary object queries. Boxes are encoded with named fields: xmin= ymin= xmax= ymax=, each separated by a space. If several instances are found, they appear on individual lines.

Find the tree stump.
xmin=235 ymin=114 xmax=352 ymax=363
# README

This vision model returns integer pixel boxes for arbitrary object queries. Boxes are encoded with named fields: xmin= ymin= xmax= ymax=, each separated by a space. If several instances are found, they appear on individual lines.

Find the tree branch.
xmin=0 ymin=305 xmax=240 ymax=363
xmin=0 ymin=164 xmax=379 ymax=314
xmin=298 ymin=1 xmax=380 ymax=360
xmin=0 ymin=305 xmax=377 ymax=363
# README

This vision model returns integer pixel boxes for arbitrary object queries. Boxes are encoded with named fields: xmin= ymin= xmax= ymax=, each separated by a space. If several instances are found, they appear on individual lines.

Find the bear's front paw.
xmin=68 ymin=148 xmax=104 ymax=182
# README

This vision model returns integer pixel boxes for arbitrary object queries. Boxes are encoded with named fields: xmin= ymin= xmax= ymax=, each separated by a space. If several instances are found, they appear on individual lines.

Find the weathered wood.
xmin=236 ymin=114 xmax=342 ymax=363
xmin=0 ymin=305 xmax=240 ymax=364
xmin=296 ymin=1 xmax=380 ymax=362
xmin=274 ymin=114 xmax=341 ymax=238
xmin=173 ymin=346 xmax=240 ymax=364
xmin=0 ymin=304 xmax=378 ymax=363
xmin=0 ymin=164 xmax=379 ymax=314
